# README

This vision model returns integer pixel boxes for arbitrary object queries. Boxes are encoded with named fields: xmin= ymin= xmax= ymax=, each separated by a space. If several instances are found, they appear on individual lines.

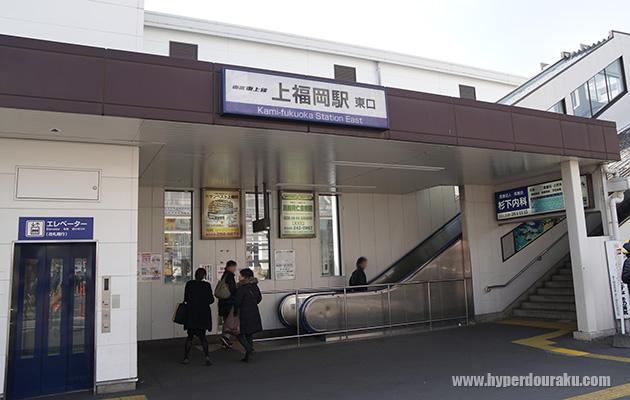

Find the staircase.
xmin=512 ymin=262 xmax=577 ymax=321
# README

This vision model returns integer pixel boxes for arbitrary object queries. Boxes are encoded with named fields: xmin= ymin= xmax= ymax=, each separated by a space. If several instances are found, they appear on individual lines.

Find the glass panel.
xmin=319 ymin=195 xmax=342 ymax=276
xmin=21 ymin=259 xmax=38 ymax=359
xmin=547 ymin=100 xmax=565 ymax=114
xmin=571 ymin=82 xmax=591 ymax=117
xmin=245 ymin=193 xmax=270 ymax=280
xmin=164 ymin=191 xmax=193 ymax=284
xmin=72 ymin=258 xmax=87 ymax=353
xmin=606 ymin=59 xmax=626 ymax=101
xmin=48 ymin=258 xmax=63 ymax=356
xmin=588 ymin=71 xmax=609 ymax=115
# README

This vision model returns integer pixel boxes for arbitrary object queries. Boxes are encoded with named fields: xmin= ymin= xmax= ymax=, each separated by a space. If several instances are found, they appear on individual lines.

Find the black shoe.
xmin=220 ymin=337 xmax=234 ymax=349
xmin=241 ymin=352 xmax=252 ymax=363
xmin=181 ymin=358 xmax=189 ymax=365
xmin=205 ymin=356 xmax=213 ymax=366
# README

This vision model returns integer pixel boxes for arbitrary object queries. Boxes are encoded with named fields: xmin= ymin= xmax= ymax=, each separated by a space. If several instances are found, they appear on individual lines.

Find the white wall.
xmin=0 ymin=0 xmax=144 ymax=51
xmin=512 ymin=32 xmax=630 ymax=130
xmin=142 ymin=24 xmax=520 ymax=102
xmin=0 ymin=139 xmax=139 ymax=395
xmin=137 ymin=185 xmax=460 ymax=341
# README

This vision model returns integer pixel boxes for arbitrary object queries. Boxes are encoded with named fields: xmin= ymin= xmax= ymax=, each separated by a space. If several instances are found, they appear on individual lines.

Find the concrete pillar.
xmin=561 ymin=160 xmax=599 ymax=334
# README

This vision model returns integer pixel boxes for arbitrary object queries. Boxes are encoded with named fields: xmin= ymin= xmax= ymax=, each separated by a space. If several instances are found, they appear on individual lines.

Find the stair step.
xmin=551 ymin=275 xmax=573 ymax=281
xmin=537 ymin=287 xmax=574 ymax=295
xmin=513 ymin=309 xmax=577 ymax=320
xmin=545 ymin=281 xmax=574 ymax=288
xmin=558 ymin=268 xmax=573 ymax=275
xmin=529 ymin=294 xmax=575 ymax=303
xmin=521 ymin=301 xmax=576 ymax=311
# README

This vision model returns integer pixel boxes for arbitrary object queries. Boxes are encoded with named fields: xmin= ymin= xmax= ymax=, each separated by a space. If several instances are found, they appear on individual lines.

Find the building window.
xmin=169 ymin=41 xmax=198 ymax=60
xmin=334 ymin=65 xmax=357 ymax=82
xmin=245 ymin=193 xmax=271 ymax=280
xmin=164 ymin=191 xmax=193 ymax=284
xmin=459 ymin=84 xmax=477 ymax=100
xmin=319 ymin=195 xmax=342 ymax=276
xmin=570 ymin=58 xmax=626 ymax=117
xmin=547 ymin=99 xmax=566 ymax=114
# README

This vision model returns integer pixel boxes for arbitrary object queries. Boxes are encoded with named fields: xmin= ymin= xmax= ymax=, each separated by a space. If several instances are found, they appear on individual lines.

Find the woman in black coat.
xmin=233 ymin=268 xmax=263 ymax=362
xmin=218 ymin=260 xmax=238 ymax=348
xmin=182 ymin=268 xmax=214 ymax=365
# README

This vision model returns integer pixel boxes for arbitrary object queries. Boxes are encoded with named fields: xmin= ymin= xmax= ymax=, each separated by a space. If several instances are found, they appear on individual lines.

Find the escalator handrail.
xmin=369 ymin=213 xmax=462 ymax=284
xmin=298 ymin=234 xmax=463 ymax=333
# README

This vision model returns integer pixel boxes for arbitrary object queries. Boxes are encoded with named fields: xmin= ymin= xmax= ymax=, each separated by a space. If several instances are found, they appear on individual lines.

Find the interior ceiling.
xmin=0 ymin=107 xmax=604 ymax=194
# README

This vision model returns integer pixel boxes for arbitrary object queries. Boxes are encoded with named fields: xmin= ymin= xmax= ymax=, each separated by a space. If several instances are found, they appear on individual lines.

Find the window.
xmin=164 ymin=191 xmax=193 ymax=284
xmin=547 ymin=99 xmax=566 ymax=114
xmin=334 ymin=65 xmax=357 ymax=82
xmin=169 ymin=41 xmax=198 ymax=60
xmin=459 ymin=84 xmax=477 ymax=100
xmin=245 ymin=193 xmax=271 ymax=280
xmin=570 ymin=58 xmax=626 ymax=117
xmin=319 ymin=195 xmax=342 ymax=276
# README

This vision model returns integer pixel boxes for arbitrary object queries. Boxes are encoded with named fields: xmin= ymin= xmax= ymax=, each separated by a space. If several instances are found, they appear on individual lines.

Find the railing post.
xmin=343 ymin=287 xmax=349 ymax=341
xmin=463 ymin=278 xmax=469 ymax=326
xmin=295 ymin=289 xmax=300 ymax=347
xmin=387 ymin=283 xmax=393 ymax=336
xmin=427 ymin=282 xmax=432 ymax=331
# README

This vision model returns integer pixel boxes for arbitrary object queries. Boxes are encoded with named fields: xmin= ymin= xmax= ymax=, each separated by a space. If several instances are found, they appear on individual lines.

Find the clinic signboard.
xmin=222 ymin=68 xmax=389 ymax=129
xmin=495 ymin=176 xmax=591 ymax=221
xmin=279 ymin=192 xmax=316 ymax=238
xmin=18 ymin=217 xmax=94 ymax=240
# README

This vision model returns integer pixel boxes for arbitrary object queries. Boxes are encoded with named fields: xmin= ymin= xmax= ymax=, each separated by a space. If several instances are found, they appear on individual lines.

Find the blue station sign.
xmin=18 ymin=217 xmax=94 ymax=241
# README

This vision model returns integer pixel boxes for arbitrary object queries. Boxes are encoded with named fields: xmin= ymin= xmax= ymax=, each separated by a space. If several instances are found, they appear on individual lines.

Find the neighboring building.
xmin=0 ymin=2 xmax=624 ymax=400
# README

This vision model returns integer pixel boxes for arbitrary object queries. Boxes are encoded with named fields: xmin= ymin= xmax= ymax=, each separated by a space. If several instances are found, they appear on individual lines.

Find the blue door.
xmin=8 ymin=243 xmax=95 ymax=399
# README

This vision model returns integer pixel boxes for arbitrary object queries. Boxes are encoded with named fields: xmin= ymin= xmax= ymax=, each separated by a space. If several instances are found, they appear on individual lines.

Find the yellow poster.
xmin=201 ymin=189 xmax=241 ymax=239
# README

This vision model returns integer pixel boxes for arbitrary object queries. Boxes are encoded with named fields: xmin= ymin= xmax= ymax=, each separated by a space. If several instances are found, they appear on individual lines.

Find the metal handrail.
xmin=484 ymin=232 xmax=568 ymax=293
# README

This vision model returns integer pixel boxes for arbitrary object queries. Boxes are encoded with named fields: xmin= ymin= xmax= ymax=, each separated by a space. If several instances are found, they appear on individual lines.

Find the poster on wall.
xmin=275 ymin=249 xmax=296 ymax=280
xmin=605 ymin=241 xmax=630 ymax=320
xmin=137 ymin=252 xmax=162 ymax=282
xmin=495 ymin=175 xmax=590 ymax=221
xmin=201 ymin=189 xmax=242 ymax=239
xmin=199 ymin=264 xmax=213 ymax=284
xmin=279 ymin=192 xmax=316 ymax=238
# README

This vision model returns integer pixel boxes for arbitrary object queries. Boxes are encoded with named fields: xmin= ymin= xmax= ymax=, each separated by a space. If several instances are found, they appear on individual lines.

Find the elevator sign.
xmin=222 ymin=68 xmax=389 ymax=129
xmin=18 ymin=217 xmax=94 ymax=240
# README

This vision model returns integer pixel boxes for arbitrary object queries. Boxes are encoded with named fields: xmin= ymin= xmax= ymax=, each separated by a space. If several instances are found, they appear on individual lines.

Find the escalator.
xmin=277 ymin=214 xmax=468 ymax=333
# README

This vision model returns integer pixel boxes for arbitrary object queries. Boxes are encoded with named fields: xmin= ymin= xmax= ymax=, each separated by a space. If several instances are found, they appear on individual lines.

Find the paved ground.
xmin=43 ymin=320 xmax=630 ymax=400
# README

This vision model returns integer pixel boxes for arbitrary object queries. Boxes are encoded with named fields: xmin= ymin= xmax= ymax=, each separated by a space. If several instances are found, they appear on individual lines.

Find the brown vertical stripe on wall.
xmin=334 ymin=64 xmax=357 ymax=82
xmin=169 ymin=41 xmax=198 ymax=60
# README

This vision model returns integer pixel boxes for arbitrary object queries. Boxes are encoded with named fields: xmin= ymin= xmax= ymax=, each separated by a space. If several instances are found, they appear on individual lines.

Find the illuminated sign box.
xmin=222 ymin=68 xmax=389 ymax=129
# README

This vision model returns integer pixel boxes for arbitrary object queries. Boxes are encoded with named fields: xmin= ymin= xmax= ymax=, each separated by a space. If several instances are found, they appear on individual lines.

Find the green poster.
xmin=280 ymin=192 xmax=315 ymax=238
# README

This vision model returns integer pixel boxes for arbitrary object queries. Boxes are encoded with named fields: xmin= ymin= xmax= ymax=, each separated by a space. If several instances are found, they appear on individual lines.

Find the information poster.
xmin=199 ymin=264 xmax=213 ymax=284
xmin=201 ymin=189 xmax=241 ymax=239
xmin=495 ymin=175 xmax=590 ymax=220
xmin=605 ymin=241 xmax=630 ymax=320
xmin=138 ymin=252 xmax=162 ymax=282
xmin=280 ymin=192 xmax=316 ymax=238
xmin=275 ymin=249 xmax=296 ymax=280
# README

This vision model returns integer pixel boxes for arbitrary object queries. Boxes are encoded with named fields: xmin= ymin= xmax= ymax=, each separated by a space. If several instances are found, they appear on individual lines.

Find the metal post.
xmin=295 ymin=290 xmax=300 ymax=347
xmin=343 ymin=287 xmax=349 ymax=341
xmin=463 ymin=278 xmax=469 ymax=326
xmin=427 ymin=282 xmax=432 ymax=331
xmin=387 ymin=284 xmax=393 ymax=336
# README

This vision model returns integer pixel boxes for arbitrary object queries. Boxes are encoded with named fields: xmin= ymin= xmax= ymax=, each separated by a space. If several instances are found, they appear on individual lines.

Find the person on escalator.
xmin=349 ymin=257 xmax=368 ymax=292
xmin=622 ymin=242 xmax=630 ymax=287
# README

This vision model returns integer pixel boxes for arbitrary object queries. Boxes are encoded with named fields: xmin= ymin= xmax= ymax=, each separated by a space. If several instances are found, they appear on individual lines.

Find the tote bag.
xmin=215 ymin=277 xmax=231 ymax=300
xmin=172 ymin=302 xmax=187 ymax=325
xmin=224 ymin=306 xmax=241 ymax=336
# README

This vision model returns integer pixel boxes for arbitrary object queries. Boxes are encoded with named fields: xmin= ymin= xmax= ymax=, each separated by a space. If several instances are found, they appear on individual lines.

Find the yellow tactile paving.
xmin=562 ymin=383 xmax=630 ymax=400
xmin=103 ymin=395 xmax=147 ymax=400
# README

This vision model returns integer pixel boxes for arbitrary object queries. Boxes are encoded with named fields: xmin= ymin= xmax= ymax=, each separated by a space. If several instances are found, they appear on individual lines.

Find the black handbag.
xmin=172 ymin=302 xmax=187 ymax=325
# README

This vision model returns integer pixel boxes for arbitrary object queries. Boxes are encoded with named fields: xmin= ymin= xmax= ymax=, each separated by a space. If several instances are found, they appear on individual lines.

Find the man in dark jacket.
xmin=183 ymin=268 xmax=214 ymax=365
xmin=218 ymin=260 xmax=238 ymax=348
xmin=233 ymin=268 xmax=263 ymax=362
xmin=622 ymin=243 xmax=630 ymax=286
xmin=349 ymin=257 xmax=368 ymax=292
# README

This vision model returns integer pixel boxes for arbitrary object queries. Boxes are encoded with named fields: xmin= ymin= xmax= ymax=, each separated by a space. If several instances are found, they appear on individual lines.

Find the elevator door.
xmin=8 ymin=243 xmax=95 ymax=399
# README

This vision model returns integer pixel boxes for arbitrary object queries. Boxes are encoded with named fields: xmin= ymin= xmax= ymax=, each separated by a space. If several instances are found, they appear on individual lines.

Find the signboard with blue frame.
xmin=222 ymin=68 xmax=389 ymax=129
xmin=18 ymin=217 xmax=94 ymax=241
xmin=495 ymin=175 xmax=591 ymax=221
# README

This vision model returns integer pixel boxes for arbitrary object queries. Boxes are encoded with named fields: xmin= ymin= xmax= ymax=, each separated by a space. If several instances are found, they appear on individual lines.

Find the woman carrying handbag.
xmin=232 ymin=268 xmax=263 ymax=362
